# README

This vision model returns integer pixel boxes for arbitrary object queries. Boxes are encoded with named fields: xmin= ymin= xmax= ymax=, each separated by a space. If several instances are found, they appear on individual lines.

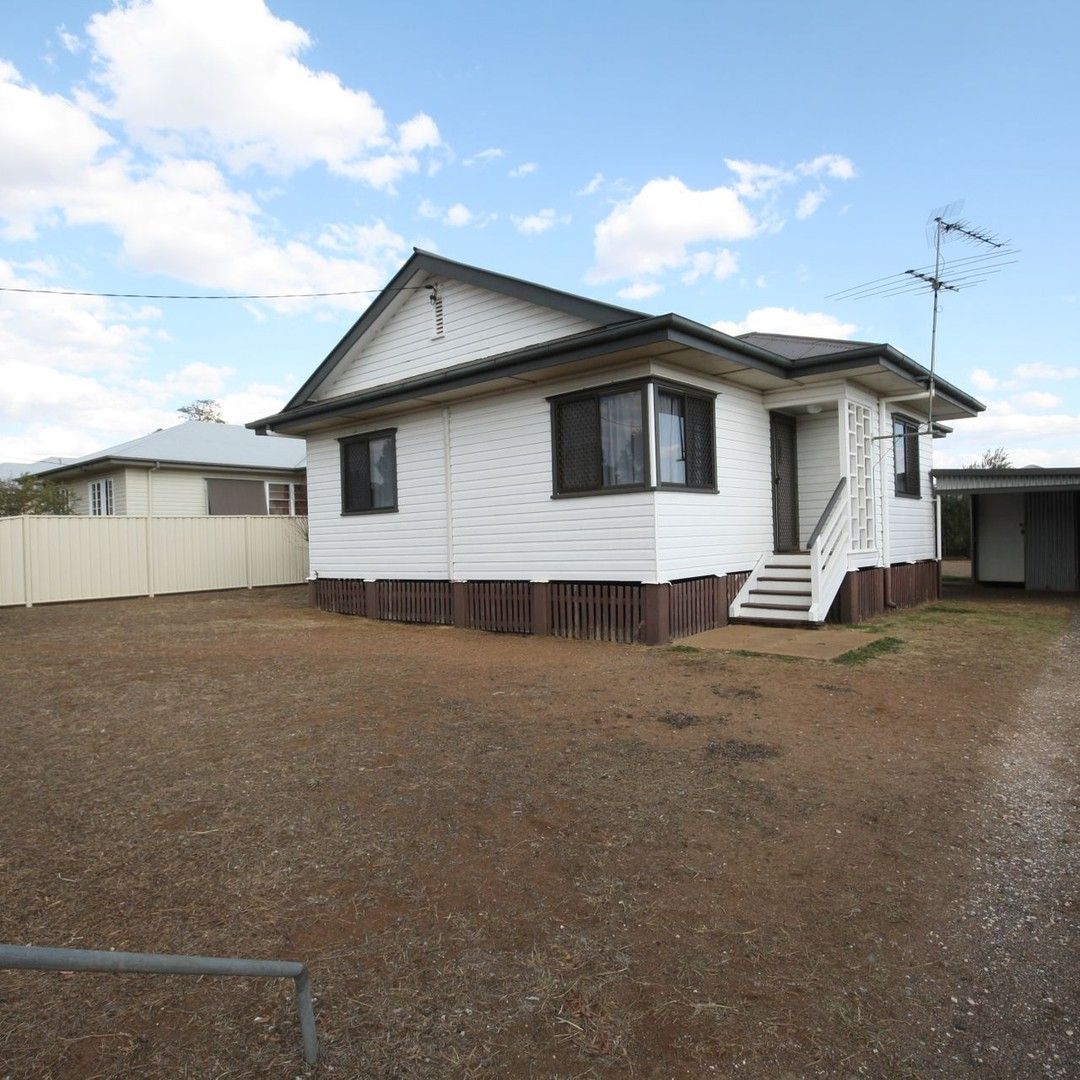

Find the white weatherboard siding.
xmin=449 ymin=379 xmax=656 ymax=581
xmin=317 ymin=277 xmax=598 ymax=400
xmin=306 ymin=411 xmax=450 ymax=579
xmin=796 ymin=411 xmax=841 ymax=548
xmin=655 ymin=380 xmax=773 ymax=580
xmin=68 ymin=470 xmax=126 ymax=515
xmin=887 ymin=414 xmax=936 ymax=562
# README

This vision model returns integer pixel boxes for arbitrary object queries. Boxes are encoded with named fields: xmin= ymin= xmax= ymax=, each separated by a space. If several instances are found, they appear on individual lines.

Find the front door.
xmin=770 ymin=413 xmax=800 ymax=552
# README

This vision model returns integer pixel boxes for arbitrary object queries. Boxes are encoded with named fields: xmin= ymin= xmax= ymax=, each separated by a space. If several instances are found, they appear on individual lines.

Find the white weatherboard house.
xmin=251 ymin=251 xmax=984 ymax=643
xmin=35 ymin=422 xmax=307 ymax=518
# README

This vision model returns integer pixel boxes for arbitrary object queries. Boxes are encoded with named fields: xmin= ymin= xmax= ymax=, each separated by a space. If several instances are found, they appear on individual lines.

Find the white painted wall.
xmin=306 ymin=410 xmax=450 ymax=579
xmin=654 ymin=377 xmax=773 ymax=579
xmin=69 ymin=468 xmax=304 ymax=516
xmin=886 ymin=410 xmax=936 ymax=562
xmin=796 ymin=410 xmax=841 ymax=548
xmin=318 ymin=276 xmax=598 ymax=400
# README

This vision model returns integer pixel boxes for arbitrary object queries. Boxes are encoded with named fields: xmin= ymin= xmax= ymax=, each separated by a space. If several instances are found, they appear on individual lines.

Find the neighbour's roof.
xmin=0 ymin=458 xmax=72 ymax=480
xmin=932 ymin=467 xmax=1080 ymax=494
xmin=35 ymin=422 xmax=305 ymax=480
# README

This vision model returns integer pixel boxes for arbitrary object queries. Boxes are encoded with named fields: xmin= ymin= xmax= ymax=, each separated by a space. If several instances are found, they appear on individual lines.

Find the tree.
xmin=0 ymin=474 xmax=75 ymax=517
xmin=940 ymin=448 xmax=1013 ymax=557
xmin=178 ymin=399 xmax=225 ymax=423
xmin=973 ymin=447 xmax=1011 ymax=469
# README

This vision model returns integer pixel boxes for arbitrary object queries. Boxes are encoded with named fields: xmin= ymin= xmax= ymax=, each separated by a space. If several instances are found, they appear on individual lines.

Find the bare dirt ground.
xmin=0 ymin=584 xmax=1075 ymax=1078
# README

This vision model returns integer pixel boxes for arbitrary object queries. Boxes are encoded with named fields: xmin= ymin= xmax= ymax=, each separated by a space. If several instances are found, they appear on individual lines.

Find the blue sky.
xmin=1 ymin=0 xmax=1077 ymax=466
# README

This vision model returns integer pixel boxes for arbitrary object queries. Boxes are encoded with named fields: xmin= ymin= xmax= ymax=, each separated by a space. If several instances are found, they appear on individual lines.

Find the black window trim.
xmin=338 ymin=427 xmax=399 ymax=515
xmin=652 ymin=377 xmax=719 ymax=493
xmin=892 ymin=413 xmax=922 ymax=499
xmin=548 ymin=376 xmax=718 ymax=499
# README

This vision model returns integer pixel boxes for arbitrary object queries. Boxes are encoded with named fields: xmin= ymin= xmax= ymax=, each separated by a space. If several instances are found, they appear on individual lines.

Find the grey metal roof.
xmin=0 ymin=458 xmax=72 ymax=481
xmin=36 ymin=422 xmax=305 ymax=480
xmin=932 ymin=467 xmax=1080 ymax=494
xmin=738 ymin=332 xmax=880 ymax=360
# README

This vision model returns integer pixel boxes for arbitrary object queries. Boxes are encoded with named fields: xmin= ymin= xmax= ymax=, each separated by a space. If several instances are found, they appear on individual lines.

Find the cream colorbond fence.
xmin=0 ymin=515 xmax=308 ymax=607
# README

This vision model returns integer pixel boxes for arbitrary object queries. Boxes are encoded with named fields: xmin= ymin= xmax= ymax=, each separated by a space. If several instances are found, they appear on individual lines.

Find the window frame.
xmin=549 ymin=379 xmax=652 ymax=498
xmin=266 ymin=480 xmax=308 ymax=516
xmin=88 ymin=478 xmax=114 ymax=516
xmin=548 ymin=377 xmax=718 ymax=499
xmin=892 ymin=414 xmax=922 ymax=499
xmin=338 ymin=428 xmax=399 ymax=516
xmin=653 ymin=378 xmax=718 ymax=493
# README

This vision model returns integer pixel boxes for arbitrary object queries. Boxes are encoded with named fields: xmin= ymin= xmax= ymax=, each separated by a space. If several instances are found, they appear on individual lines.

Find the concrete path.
xmin=676 ymin=622 xmax=880 ymax=661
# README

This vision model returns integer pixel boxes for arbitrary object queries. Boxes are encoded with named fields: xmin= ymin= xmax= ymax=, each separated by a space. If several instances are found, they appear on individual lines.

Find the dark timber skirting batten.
xmin=311 ymin=562 xmax=941 ymax=642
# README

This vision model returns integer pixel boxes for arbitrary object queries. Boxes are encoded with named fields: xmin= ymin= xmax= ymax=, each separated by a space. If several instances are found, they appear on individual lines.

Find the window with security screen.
xmin=893 ymin=415 xmax=921 ymax=498
xmin=551 ymin=379 xmax=716 ymax=497
xmin=340 ymin=430 xmax=397 ymax=514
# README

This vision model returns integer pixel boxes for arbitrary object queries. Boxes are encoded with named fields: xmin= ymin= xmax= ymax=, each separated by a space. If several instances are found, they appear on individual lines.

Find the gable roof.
xmin=284 ymin=249 xmax=649 ymax=411
xmin=36 ymin=422 xmax=305 ymax=480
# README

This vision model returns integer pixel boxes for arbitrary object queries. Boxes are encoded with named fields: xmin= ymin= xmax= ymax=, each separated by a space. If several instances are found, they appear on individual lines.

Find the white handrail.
xmin=808 ymin=477 xmax=850 ymax=621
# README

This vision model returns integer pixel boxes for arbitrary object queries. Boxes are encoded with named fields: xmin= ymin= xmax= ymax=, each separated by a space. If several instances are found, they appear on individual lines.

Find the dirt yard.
xmin=0 ymin=585 xmax=1075 ymax=1078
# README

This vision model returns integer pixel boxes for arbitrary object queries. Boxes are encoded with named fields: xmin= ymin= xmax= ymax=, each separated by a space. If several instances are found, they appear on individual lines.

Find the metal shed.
xmin=932 ymin=468 xmax=1080 ymax=592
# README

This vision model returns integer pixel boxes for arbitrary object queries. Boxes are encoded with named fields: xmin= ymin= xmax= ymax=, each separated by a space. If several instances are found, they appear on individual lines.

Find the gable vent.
xmin=428 ymin=284 xmax=445 ymax=338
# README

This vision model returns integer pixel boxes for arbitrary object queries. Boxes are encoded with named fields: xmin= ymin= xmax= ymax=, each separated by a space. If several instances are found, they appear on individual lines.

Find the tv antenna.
xmin=827 ymin=203 xmax=1016 ymax=430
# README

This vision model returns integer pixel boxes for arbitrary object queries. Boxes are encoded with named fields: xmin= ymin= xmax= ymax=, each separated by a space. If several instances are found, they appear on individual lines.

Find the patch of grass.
xmin=667 ymin=644 xmax=702 ymax=654
xmin=728 ymin=649 xmax=800 ymax=662
xmin=921 ymin=604 xmax=978 ymax=614
xmin=833 ymin=636 xmax=904 ymax=665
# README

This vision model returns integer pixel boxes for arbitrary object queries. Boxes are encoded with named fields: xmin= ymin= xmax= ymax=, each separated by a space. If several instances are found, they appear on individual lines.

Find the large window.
xmin=553 ymin=384 xmax=648 ymax=495
xmin=340 ymin=429 xmax=397 ymax=514
xmin=893 ymin=415 xmax=921 ymax=498
xmin=551 ymin=379 xmax=716 ymax=496
xmin=88 ymin=478 xmax=113 ymax=516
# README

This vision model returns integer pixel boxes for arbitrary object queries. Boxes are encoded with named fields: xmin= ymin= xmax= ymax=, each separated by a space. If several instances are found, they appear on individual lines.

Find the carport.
xmin=933 ymin=467 xmax=1080 ymax=592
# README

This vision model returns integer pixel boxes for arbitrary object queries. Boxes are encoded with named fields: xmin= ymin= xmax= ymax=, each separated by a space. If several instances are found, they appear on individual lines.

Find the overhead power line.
xmin=0 ymin=284 xmax=430 ymax=301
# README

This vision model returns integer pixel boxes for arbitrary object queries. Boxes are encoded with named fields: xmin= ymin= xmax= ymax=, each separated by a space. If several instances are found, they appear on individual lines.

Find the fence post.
xmin=244 ymin=517 xmax=253 ymax=589
xmin=530 ymin=582 xmax=551 ymax=636
xmin=21 ymin=515 xmax=33 ymax=608
xmin=145 ymin=516 xmax=155 ymax=598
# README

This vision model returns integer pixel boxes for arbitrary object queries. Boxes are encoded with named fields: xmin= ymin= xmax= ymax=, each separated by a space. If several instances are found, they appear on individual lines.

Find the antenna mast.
xmin=828 ymin=208 xmax=1014 ymax=436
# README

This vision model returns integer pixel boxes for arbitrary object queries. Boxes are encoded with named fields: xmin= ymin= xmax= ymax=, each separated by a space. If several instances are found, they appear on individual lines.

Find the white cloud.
xmin=509 ymin=162 xmax=538 ymax=178
xmin=711 ymin=307 xmax=857 ymax=338
xmin=616 ymin=282 xmax=662 ymax=301
xmin=681 ymin=249 xmax=739 ymax=284
xmin=797 ymin=154 xmax=857 ymax=181
xmin=1013 ymin=390 xmax=1064 ymax=409
xmin=1012 ymin=362 xmax=1078 ymax=381
xmin=463 ymin=147 xmax=504 ymax=166
xmin=942 ymin=399 xmax=1080 ymax=468
xmin=417 ymin=198 xmax=440 ymax=219
xmin=795 ymin=186 xmax=828 ymax=219
xmin=589 ymin=177 xmax=757 ymax=282
xmin=970 ymin=368 xmax=999 ymax=392
xmin=81 ymin=0 xmax=440 ymax=189
xmin=578 ymin=172 xmax=605 ymax=196
xmin=443 ymin=202 xmax=473 ymax=227
xmin=56 ymin=25 xmax=83 ymax=53
xmin=511 ymin=208 xmax=569 ymax=235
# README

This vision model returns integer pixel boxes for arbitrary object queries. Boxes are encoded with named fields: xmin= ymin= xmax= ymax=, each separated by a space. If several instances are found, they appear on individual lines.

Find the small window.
xmin=657 ymin=387 xmax=716 ymax=490
xmin=267 ymin=481 xmax=308 ymax=515
xmin=89 ymin=478 xmax=113 ymax=516
xmin=893 ymin=416 xmax=921 ymax=498
xmin=340 ymin=430 xmax=397 ymax=514
xmin=552 ymin=385 xmax=647 ymax=495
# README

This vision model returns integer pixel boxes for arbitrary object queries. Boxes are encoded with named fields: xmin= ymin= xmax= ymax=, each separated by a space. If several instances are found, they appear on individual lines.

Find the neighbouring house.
xmin=932 ymin=467 xmax=1079 ymax=592
xmin=0 ymin=458 xmax=71 ymax=481
xmin=250 ymin=250 xmax=984 ymax=643
xmin=35 ymin=422 xmax=307 ymax=518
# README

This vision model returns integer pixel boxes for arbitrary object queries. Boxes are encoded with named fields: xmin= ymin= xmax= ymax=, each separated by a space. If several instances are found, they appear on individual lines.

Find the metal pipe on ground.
xmin=0 ymin=943 xmax=319 ymax=1066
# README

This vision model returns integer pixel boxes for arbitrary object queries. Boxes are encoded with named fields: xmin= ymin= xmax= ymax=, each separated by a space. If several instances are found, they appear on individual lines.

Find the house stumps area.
xmin=311 ymin=560 xmax=941 ymax=644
